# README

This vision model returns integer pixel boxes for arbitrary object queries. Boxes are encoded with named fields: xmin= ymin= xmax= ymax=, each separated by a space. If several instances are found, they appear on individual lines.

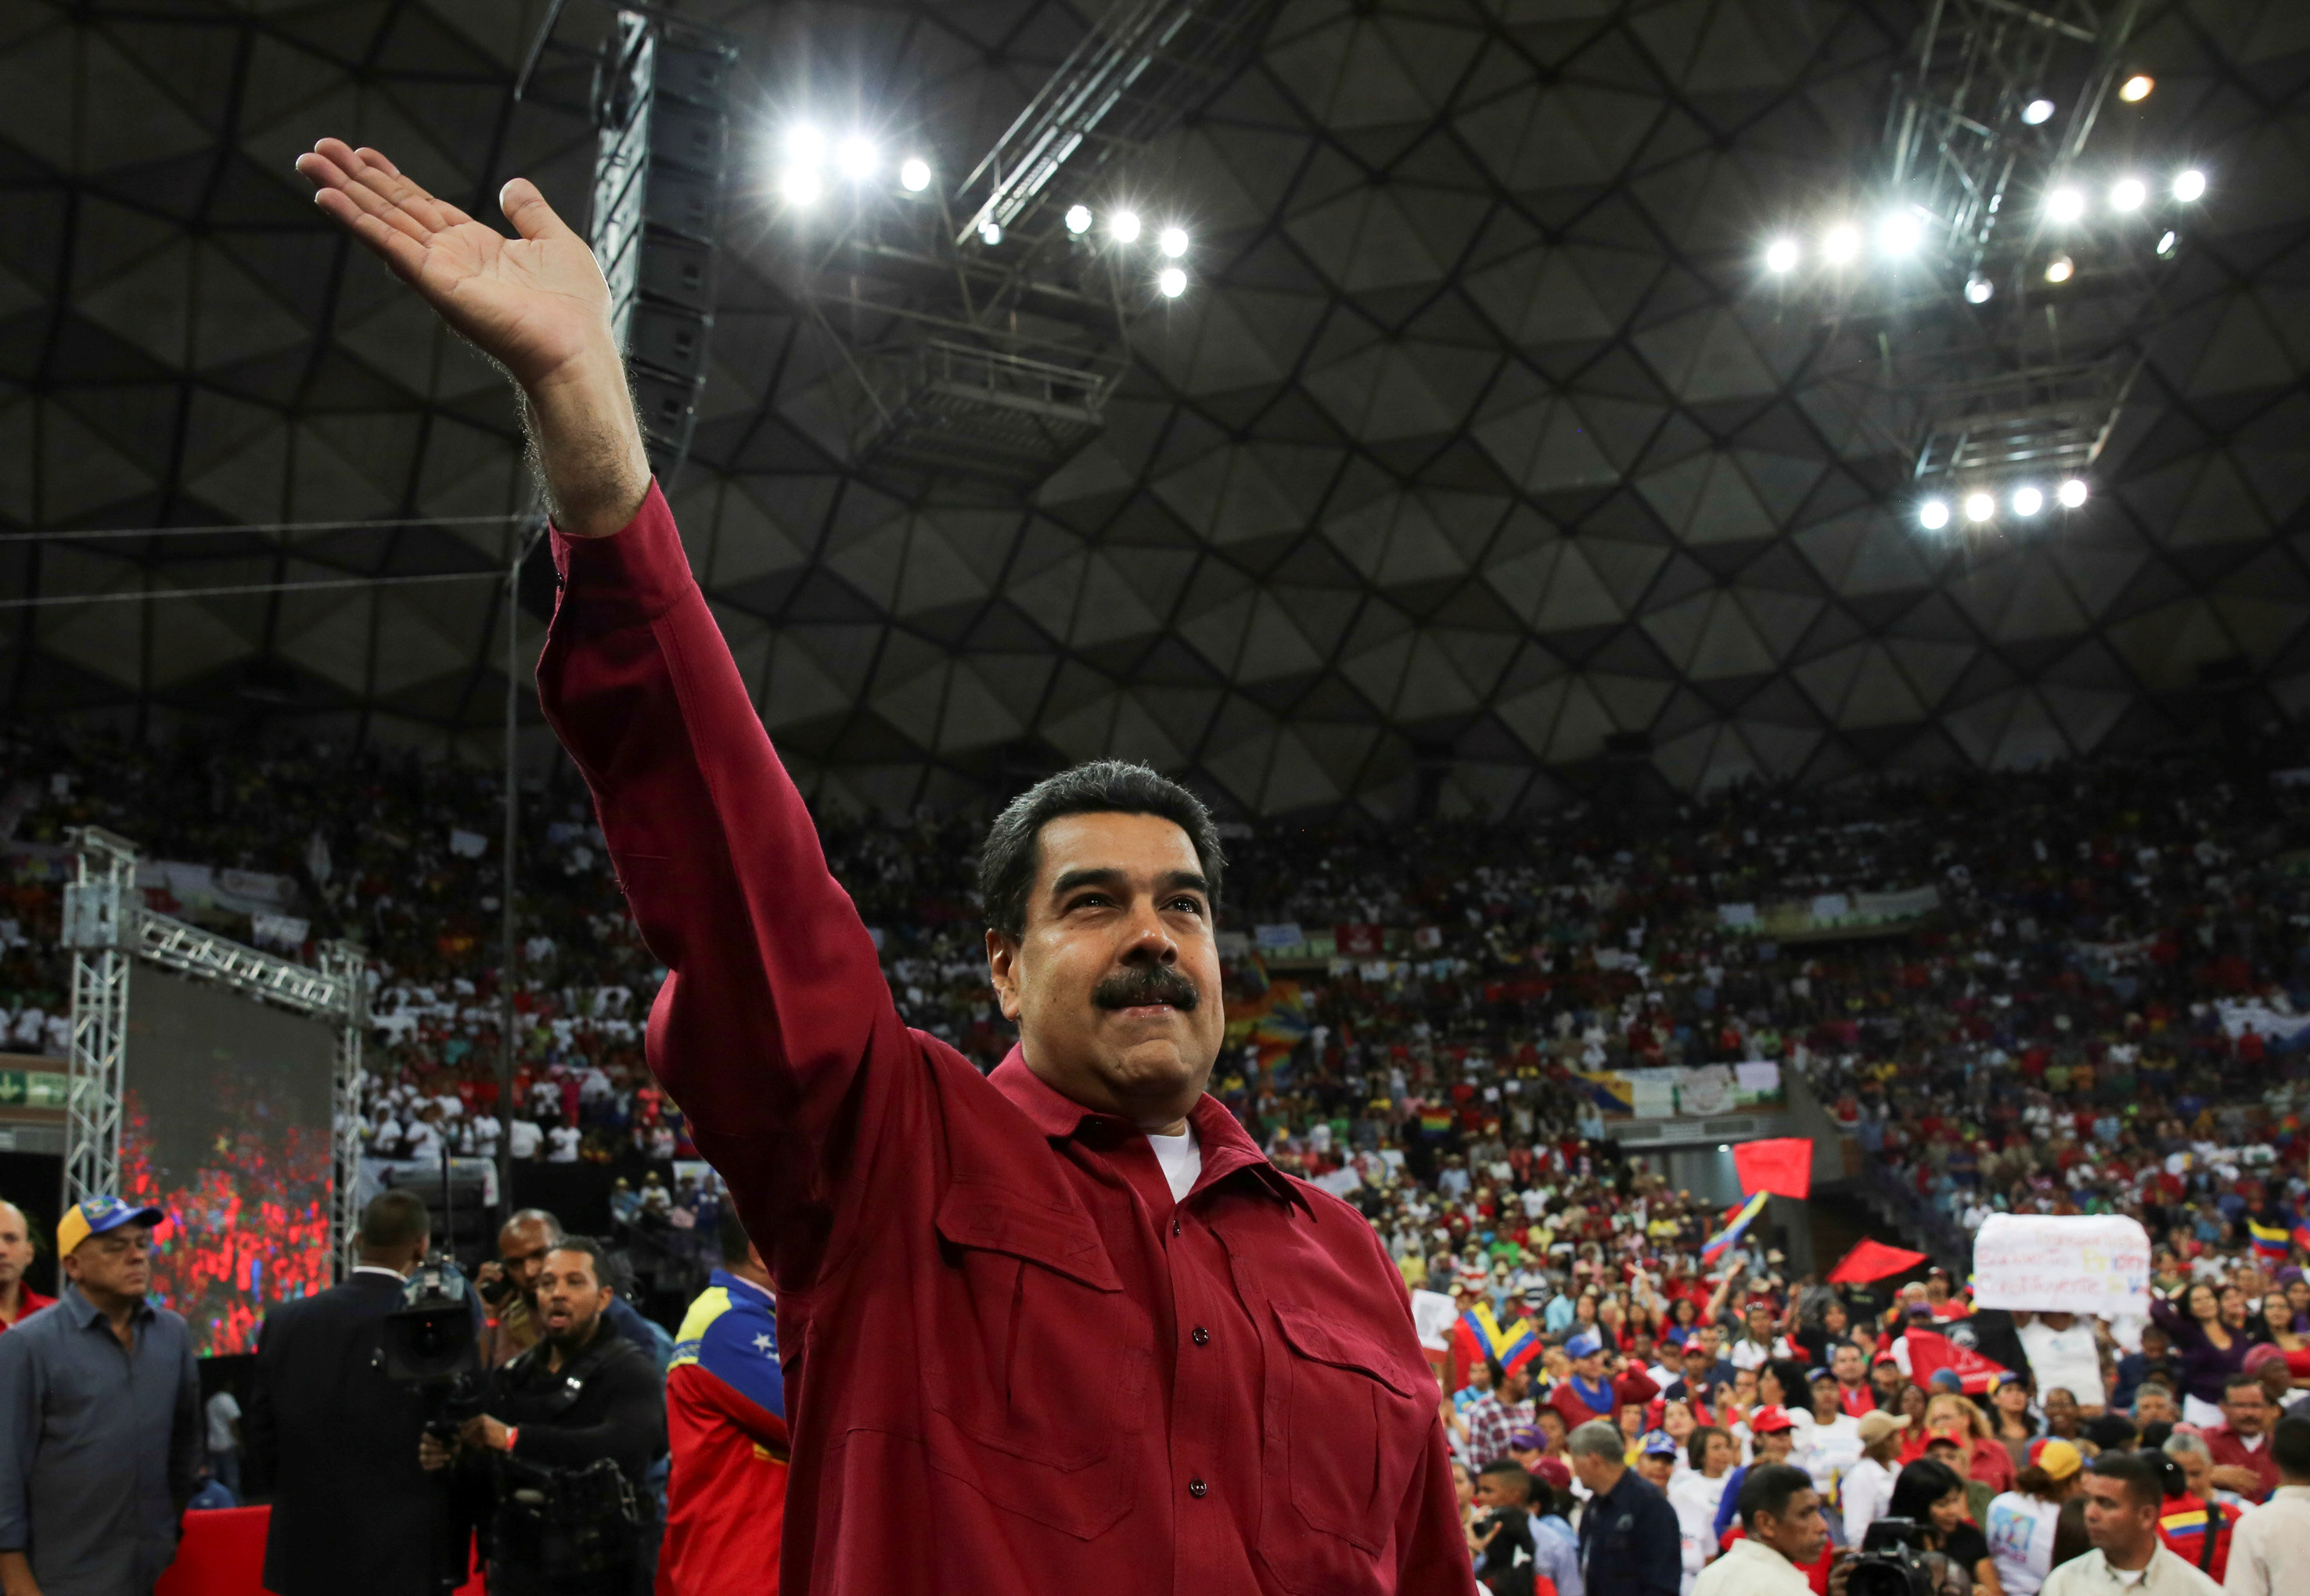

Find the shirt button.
xmin=1188 ymin=1479 xmax=1207 ymax=1499
xmin=1171 ymin=1216 xmax=1182 ymax=1236
xmin=1193 ymin=1326 xmax=1210 ymax=1346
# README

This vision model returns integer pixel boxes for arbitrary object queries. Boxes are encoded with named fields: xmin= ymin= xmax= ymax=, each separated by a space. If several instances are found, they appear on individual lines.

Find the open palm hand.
xmin=294 ymin=139 xmax=612 ymax=394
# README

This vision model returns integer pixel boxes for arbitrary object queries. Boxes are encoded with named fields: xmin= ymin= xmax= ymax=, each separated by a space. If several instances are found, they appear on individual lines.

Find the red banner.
xmin=1826 ymin=1238 xmax=1927 ymax=1285
xmin=1335 ymin=923 xmax=1382 ymax=957
xmin=1733 ymin=1137 xmax=1815 ymax=1199
xmin=1903 ymin=1323 xmax=2009 ymax=1396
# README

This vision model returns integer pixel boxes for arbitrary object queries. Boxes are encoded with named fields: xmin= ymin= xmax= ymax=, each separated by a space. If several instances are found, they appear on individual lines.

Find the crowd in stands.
xmin=7 ymin=727 xmax=2310 ymax=1587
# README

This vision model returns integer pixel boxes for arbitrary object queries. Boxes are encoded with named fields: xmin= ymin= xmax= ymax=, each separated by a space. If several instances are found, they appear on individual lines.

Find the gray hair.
xmin=2161 ymin=1431 xmax=2210 ymax=1462
xmin=1567 ymin=1420 xmax=1625 ymax=1461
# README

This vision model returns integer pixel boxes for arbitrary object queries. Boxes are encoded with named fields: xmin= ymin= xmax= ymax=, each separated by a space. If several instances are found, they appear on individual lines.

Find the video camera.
xmin=1846 ymin=1518 xmax=1936 ymax=1596
xmin=378 ymin=1253 xmax=484 ymax=1440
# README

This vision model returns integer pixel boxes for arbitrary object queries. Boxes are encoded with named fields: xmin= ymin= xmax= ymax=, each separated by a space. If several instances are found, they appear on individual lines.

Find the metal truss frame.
xmin=61 ymin=828 xmax=369 ymax=1278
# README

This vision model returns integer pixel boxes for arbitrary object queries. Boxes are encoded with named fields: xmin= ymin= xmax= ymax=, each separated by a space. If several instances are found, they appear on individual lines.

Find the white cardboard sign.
xmin=1970 ymin=1213 xmax=2151 ymax=1317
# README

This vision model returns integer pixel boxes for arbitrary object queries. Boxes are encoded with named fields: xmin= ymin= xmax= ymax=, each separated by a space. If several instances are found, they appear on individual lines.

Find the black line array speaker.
xmin=591 ymin=13 xmax=737 ymax=480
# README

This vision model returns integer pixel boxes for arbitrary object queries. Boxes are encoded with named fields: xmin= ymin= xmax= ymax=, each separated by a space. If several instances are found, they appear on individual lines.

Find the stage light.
xmin=1110 ymin=210 xmax=1142 ymax=243
xmin=2110 ymin=177 xmax=2146 ymax=212
xmin=1822 ymin=225 xmax=1859 ymax=264
xmin=1158 ymin=225 xmax=1189 ymax=258
xmin=1965 ymin=275 xmax=1994 ymax=304
xmin=898 ymin=156 xmax=931 ymax=192
xmin=1157 ymin=266 xmax=1187 ymax=298
xmin=979 ymin=221 xmax=1003 ymax=246
xmin=2046 ymin=186 xmax=2085 ymax=224
xmin=2045 ymin=253 xmax=2074 ymax=283
xmin=1764 ymin=238 xmax=1800 ymax=273
xmin=1065 ymin=204 xmax=1093 ymax=234
xmin=1879 ymin=213 xmax=1922 ymax=255
xmin=1919 ymin=498 xmax=1951 ymax=531
xmin=835 ymin=135 xmax=876 ymax=181
xmin=779 ymin=166 xmax=822 ymax=205
xmin=2174 ymin=169 xmax=2206 ymax=202
xmin=2012 ymin=485 xmax=2044 ymax=517
xmin=2058 ymin=479 xmax=2089 ymax=509
xmin=786 ymin=124 xmax=826 ymax=165
xmin=2119 ymin=74 xmax=2153 ymax=102
xmin=2157 ymin=230 xmax=2178 ymax=256
xmin=2022 ymin=98 xmax=2056 ymax=125
xmin=1964 ymin=492 xmax=1995 ymax=523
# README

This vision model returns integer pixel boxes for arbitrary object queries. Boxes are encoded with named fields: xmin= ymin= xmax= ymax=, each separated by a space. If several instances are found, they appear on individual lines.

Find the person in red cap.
xmin=1710 ymin=1406 xmax=1799 ymax=1548
xmin=0 ymin=1201 xmax=52 ymax=1334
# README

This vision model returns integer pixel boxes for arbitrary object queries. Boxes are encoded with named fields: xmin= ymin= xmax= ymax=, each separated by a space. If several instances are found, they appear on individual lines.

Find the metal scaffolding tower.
xmin=59 ymin=829 xmax=370 ymax=1275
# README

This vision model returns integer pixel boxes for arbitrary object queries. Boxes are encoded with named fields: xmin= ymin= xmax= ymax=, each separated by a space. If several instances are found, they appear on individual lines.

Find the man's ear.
xmin=986 ymin=927 xmax=1026 ymax=1022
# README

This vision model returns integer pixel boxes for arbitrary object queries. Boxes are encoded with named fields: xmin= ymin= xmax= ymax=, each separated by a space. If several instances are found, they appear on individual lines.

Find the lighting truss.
xmin=783 ymin=0 xmax=1280 ymax=491
xmin=952 ymin=0 xmax=1282 ymax=248
xmin=61 ymin=827 xmax=370 ymax=1275
xmin=1840 ymin=0 xmax=2175 ymax=499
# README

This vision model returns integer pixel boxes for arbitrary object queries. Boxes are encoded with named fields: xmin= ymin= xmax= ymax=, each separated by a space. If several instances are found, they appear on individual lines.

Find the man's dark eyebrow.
xmin=1047 ymin=867 xmax=1211 ymax=899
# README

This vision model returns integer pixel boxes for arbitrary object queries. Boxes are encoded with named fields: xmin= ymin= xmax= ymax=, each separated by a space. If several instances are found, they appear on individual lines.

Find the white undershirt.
xmin=1147 ymin=1123 xmax=1203 ymax=1202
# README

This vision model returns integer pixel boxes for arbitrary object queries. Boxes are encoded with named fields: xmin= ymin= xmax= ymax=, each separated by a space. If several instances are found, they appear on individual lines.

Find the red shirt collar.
xmin=0 ymin=1285 xmax=55 ymax=1330
xmin=989 ymin=1048 xmax=1312 ymax=1215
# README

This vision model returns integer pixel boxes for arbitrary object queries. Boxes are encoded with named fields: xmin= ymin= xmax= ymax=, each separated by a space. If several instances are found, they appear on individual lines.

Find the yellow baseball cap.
xmin=2031 ymin=1438 xmax=2084 ymax=1481
xmin=57 ymin=1195 xmax=164 ymax=1257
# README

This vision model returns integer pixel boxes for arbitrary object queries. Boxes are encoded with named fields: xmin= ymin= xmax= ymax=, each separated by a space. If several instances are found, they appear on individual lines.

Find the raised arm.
xmin=297 ymin=142 xmax=915 ymax=1288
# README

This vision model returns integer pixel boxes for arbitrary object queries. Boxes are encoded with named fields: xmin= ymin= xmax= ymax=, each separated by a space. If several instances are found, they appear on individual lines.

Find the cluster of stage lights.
xmin=1916 ymin=479 xmax=2090 ymax=531
xmin=772 ymin=127 xmax=1192 ymax=298
xmin=1761 ymin=167 xmax=2203 ymax=286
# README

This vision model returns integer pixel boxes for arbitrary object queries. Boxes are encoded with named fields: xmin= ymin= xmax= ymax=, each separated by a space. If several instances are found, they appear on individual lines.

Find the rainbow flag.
xmin=2250 ymin=1216 xmax=2292 ymax=1261
xmin=1419 ymin=1109 xmax=1454 ymax=1137
xmin=1459 ymin=1303 xmax=1541 ymax=1372
xmin=1700 ymin=1191 xmax=1770 ymax=1266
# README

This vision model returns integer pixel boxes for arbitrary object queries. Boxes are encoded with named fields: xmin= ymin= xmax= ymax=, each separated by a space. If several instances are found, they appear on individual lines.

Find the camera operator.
xmin=478 ymin=1210 xmax=663 ymax=1369
xmin=1694 ymin=1464 xmax=1824 ymax=1596
xmin=1884 ymin=1458 xmax=1997 ymax=1595
xmin=2039 ymin=1453 xmax=2220 ymax=1596
xmin=246 ymin=1190 xmax=473 ymax=1596
xmin=425 ymin=1237 xmax=664 ymax=1596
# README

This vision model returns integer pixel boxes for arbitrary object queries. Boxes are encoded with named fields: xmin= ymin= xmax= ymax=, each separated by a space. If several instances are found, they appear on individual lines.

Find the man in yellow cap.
xmin=0 ymin=1195 xmax=201 ymax=1596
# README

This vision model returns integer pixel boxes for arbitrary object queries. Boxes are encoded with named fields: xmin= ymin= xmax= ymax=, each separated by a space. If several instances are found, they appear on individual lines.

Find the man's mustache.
xmin=1092 ymin=964 xmax=1200 ymax=1012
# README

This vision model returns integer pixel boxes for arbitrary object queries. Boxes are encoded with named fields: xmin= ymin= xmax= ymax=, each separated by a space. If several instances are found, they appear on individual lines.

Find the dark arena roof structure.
xmin=4 ymin=0 xmax=2310 ymax=817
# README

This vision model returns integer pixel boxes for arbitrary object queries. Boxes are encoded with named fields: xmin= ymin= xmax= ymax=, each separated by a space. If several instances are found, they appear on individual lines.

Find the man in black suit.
xmin=246 ymin=1190 xmax=473 ymax=1595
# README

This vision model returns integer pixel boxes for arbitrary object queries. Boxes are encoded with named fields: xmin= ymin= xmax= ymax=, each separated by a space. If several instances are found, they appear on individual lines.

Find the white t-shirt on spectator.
xmin=508 ymin=1119 xmax=542 ymax=1159
xmin=547 ymin=1125 xmax=581 ymax=1163
xmin=469 ymin=1115 xmax=501 ymax=1156
xmin=1987 ymin=1490 xmax=2064 ymax=1596
xmin=401 ymin=1120 xmax=442 ymax=1163
xmin=2015 ymin=1318 xmax=2105 ymax=1408
xmin=205 ymin=1391 xmax=240 ymax=1452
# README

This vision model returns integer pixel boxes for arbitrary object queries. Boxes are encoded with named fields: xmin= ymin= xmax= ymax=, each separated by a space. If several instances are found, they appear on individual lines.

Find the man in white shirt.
xmin=1693 ymin=1463 xmax=1822 ymax=1596
xmin=2224 ymin=1414 xmax=2310 ymax=1596
xmin=2040 ymin=1452 xmax=2222 ymax=1595
xmin=507 ymin=1116 xmax=543 ymax=1160
xmin=545 ymin=1118 xmax=582 ymax=1163
xmin=2016 ymin=1310 xmax=2107 ymax=1413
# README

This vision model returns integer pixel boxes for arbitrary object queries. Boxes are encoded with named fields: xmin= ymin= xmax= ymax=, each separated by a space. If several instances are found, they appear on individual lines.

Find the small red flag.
xmin=1902 ymin=1323 xmax=2008 ymax=1395
xmin=1732 ymin=1137 xmax=1815 ymax=1199
xmin=1826 ymin=1238 xmax=1927 ymax=1285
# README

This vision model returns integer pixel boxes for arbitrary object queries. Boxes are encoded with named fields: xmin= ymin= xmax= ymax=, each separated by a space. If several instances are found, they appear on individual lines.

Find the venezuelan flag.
xmin=1700 ymin=1191 xmax=1771 ymax=1266
xmin=2249 ymin=1216 xmax=2292 ymax=1261
xmin=1459 ymin=1303 xmax=1542 ymax=1372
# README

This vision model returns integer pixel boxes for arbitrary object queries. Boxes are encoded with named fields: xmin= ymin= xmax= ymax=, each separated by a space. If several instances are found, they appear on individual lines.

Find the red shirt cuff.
xmin=549 ymin=480 xmax=692 ymax=630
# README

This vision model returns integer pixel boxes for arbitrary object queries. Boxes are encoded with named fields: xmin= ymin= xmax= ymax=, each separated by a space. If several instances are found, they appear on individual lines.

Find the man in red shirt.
xmin=0 ymin=1201 xmax=52 ymax=1332
xmin=295 ymin=140 xmax=1470 ymax=1596
xmin=2203 ymin=1370 xmax=2282 ymax=1501
xmin=1547 ymin=1332 xmax=1660 ymax=1429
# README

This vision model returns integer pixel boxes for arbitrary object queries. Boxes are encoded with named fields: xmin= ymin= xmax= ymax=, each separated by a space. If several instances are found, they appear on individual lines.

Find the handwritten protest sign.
xmin=1970 ymin=1213 xmax=2150 ymax=1317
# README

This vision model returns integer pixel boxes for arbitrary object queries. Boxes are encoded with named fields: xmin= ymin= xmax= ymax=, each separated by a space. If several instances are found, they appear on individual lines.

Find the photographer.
xmin=1693 ymin=1463 xmax=1824 ymax=1596
xmin=425 ymin=1237 xmax=665 ymax=1596
xmin=1470 ymin=1461 xmax=1541 ymax=1596
xmin=1885 ymin=1459 xmax=2001 ymax=1595
xmin=246 ymin=1190 xmax=473 ymax=1596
